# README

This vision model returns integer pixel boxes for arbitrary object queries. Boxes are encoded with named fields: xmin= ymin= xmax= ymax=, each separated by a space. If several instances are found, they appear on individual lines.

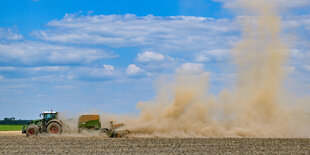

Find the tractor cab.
xmin=40 ymin=111 xmax=58 ymax=125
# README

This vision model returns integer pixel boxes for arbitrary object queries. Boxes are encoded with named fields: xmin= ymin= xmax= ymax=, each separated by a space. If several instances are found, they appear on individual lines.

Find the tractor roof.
xmin=43 ymin=111 xmax=57 ymax=114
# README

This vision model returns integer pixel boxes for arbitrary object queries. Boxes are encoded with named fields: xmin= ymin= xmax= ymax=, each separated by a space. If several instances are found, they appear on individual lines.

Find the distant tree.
xmin=0 ymin=117 xmax=31 ymax=125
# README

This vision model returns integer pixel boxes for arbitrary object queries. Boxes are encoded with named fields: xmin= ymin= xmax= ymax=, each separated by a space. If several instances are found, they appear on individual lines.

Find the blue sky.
xmin=0 ymin=0 xmax=310 ymax=119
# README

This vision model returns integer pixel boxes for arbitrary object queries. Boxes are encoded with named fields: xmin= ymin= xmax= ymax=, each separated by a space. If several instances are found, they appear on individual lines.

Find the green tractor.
xmin=22 ymin=110 xmax=62 ymax=136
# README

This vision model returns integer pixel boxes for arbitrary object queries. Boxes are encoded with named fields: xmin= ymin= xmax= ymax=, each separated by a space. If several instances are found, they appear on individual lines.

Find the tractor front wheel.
xmin=26 ymin=125 xmax=39 ymax=136
xmin=47 ymin=122 xmax=62 ymax=134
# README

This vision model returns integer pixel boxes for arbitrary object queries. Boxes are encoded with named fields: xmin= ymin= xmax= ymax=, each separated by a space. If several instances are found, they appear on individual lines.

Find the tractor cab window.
xmin=44 ymin=113 xmax=55 ymax=121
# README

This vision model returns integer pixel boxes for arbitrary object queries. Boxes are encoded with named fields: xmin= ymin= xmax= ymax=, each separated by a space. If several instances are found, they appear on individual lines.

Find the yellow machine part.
xmin=79 ymin=115 xmax=100 ymax=123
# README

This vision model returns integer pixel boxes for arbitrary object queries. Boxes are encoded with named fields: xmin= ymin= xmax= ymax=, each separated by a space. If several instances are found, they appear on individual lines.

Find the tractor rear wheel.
xmin=47 ymin=122 xmax=62 ymax=134
xmin=26 ymin=125 xmax=39 ymax=136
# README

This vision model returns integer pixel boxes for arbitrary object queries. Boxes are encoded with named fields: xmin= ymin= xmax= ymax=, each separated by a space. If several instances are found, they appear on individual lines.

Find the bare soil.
xmin=0 ymin=132 xmax=309 ymax=154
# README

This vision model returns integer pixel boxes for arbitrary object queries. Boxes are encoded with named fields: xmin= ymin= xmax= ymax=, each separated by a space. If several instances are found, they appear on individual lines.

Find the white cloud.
xmin=135 ymin=51 xmax=177 ymax=73
xmin=54 ymin=85 xmax=78 ymax=89
xmin=0 ymin=75 xmax=4 ymax=80
xmin=37 ymin=94 xmax=46 ymax=97
xmin=212 ymin=73 xmax=236 ymax=81
xmin=103 ymin=64 xmax=114 ymax=72
xmin=32 ymin=14 xmax=239 ymax=51
xmin=195 ymin=55 xmax=210 ymax=62
xmin=31 ymin=66 xmax=69 ymax=72
xmin=136 ymin=51 xmax=165 ymax=62
xmin=214 ymin=0 xmax=310 ymax=9
xmin=126 ymin=64 xmax=142 ymax=75
xmin=0 ymin=65 xmax=120 ymax=81
xmin=304 ymin=65 xmax=310 ymax=72
xmin=29 ymin=14 xmax=310 ymax=69
xmin=0 ymin=67 xmax=16 ymax=71
xmin=195 ymin=49 xmax=231 ymax=62
xmin=274 ymin=0 xmax=310 ymax=8
xmin=89 ymin=65 xmax=115 ymax=77
xmin=77 ymin=65 xmax=120 ymax=80
xmin=4 ymin=84 xmax=30 ymax=89
xmin=178 ymin=63 xmax=205 ymax=74
xmin=291 ymin=49 xmax=310 ymax=61
xmin=285 ymin=66 xmax=296 ymax=73
xmin=1 ymin=14 xmax=309 ymax=82
xmin=0 ymin=41 xmax=117 ymax=65
xmin=0 ymin=66 xmax=69 ymax=73
xmin=0 ymin=28 xmax=23 ymax=40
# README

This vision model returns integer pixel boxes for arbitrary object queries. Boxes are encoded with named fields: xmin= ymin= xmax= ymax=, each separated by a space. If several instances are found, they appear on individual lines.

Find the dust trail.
xmin=123 ymin=0 xmax=310 ymax=138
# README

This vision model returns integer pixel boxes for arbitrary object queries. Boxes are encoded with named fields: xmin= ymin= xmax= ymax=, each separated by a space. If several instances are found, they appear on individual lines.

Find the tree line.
xmin=0 ymin=117 xmax=32 ymax=125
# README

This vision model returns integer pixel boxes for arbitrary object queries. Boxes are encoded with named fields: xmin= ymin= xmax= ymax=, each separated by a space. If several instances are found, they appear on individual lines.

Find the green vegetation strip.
xmin=0 ymin=125 xmax=24 ymax=131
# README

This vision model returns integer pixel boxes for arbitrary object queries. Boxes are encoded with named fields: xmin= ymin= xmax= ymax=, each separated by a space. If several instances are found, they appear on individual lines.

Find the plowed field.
xmin=1 ymin=132 xmax=309 ymax=154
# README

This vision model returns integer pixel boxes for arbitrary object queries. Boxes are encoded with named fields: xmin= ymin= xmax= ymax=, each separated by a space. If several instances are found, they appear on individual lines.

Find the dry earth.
xmin=0 ymin=131 xmax=309 ymax=154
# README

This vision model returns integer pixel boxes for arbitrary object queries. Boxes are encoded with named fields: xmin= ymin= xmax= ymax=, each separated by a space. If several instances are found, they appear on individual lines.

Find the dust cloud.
xmin=58 ymin=0 xmax=310 ymax=138
xmin=122 ymin=0 xmax=310 ymax=138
